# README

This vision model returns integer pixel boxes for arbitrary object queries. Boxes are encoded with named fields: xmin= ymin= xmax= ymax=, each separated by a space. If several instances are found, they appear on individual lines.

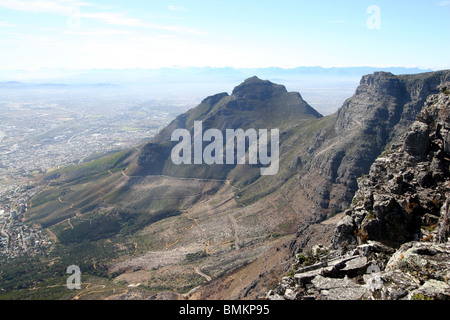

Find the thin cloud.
xmin=80 ymin=11 xmax=204 ymax=34
xmin=0 ymin=0 xmax=86 ymax=15
xmin=437 ymin=0 xmax=450 ymax=5
xmin=65 ymin=28 xmax=132 ymax=36
xmin=0 ymin=0 xmax=203 ymax=35
xmin=0 ymin=21 xmax=16 ymax=27
xmin=80 ymin=11 xmax=142 ymax=26
xmin=168 ymin=5 xmax=189 ymax=12
xmin=329 ymin=20 xmax=347 ymax=24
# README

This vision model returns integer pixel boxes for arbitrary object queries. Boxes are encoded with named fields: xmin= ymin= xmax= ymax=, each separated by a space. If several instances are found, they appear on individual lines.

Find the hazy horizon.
xmin=0 ymin=65 xmax=442 ymax=116
xmin=0 ymin=65 xmax=437 ymax=82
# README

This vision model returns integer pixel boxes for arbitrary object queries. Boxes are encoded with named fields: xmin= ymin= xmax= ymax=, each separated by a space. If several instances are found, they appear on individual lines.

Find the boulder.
xmin=331 ymin=215 xmax=356 ymax=248
xmin=339 ymin=256 xmax=369 ymax=276
xmin=386 ymin=242 xmax=450 ymax=283
xmin=372 ymin=270 xmax=419 ymax=300
xmin=294 ymin=269 xmax=322 ymax=286
xmin=284 ymin=288 xmax=299 ymax=300
xmin=311 ymin=275 xmax=366 ymax=300
xmin=403 ymin=121 xmax=430 ymax=159
xmin=408 ymin=279 xmax=450 ymax=300
xmin=266 ymin=290 xmax=285 ymax=300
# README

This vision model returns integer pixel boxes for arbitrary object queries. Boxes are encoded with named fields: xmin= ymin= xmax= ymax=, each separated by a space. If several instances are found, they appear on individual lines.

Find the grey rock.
xmin=284 ymin=288 xmax=299 ymax=300
xmin=266 ymin=290 xmax=285 ymax=300
xmin=311 ymin=275 xmax=366 ymax=300
xmin=376 ymin=271 xmax=420 ymax=300
xmin=353 ymin=210 xmax=367 ymax=226
xmin=294 ymin=261 xmax=328 ymax=274
xmin=274 ymin=276 xmax=295 ymax=295
xmin=331 ymin=215 xmax=356 ymax=248
xmin=386 ymin=242 xmax=450 ymax=283
xmin=356 ymin=241 xmax=396 ymax=257
xmin=408 ymin=279 xmax=450 ymax=300
xmin=340 ymin=256 xmax=369 ymax=274
xmin=294 ymin=269 xmax=322 ymax=286
xmin=403 ymin=121 xmax=430 ymax=159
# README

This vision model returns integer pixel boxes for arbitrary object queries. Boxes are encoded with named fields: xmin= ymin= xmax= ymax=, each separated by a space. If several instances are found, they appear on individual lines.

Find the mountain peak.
xmin=241 ymin=75 xmax=267 ymax=84
xmin=231 ymin=76 xmax=287 ymax=100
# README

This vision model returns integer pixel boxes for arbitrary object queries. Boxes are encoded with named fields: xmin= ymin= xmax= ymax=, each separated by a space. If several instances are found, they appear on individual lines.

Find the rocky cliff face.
xmin=268 ymin=83 xmax=450 ymax=300
xmin=332 ymin=81 xmax=450 ymax=249
xmin=300 ymin=71 xmax=450 ymax=213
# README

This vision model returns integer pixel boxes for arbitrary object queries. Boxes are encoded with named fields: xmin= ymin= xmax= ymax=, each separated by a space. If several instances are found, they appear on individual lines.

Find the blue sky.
xmin=0 ymin=0 xmax=449 ymax=70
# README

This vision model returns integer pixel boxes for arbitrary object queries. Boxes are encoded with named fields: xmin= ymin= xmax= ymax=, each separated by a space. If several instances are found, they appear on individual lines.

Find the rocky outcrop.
xmin=332 ymin=82 xmax=450 ymax=249
xmin=268 ymin=82 xmax=450 ymax=300
xmin=304 ymin=71 xmax=450 ymax=210
xmin=267 ymin=240 xmax=450 ymax=300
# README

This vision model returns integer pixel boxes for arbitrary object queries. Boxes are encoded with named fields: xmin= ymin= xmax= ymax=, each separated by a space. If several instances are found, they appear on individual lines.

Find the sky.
xmin=0 ymin=0 xmax=449 ymax=71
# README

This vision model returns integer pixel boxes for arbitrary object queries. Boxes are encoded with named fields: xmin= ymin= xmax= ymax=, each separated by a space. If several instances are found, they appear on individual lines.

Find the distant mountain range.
xmin=0 ymin=66 xmax=433 ymax=85
xmin=0 ymin=66 xmax=435 ymax=117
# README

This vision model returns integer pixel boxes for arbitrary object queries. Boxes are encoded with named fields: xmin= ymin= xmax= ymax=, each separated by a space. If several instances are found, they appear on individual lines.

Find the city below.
xmin=0 ymin=85 xmax=186 ymax=260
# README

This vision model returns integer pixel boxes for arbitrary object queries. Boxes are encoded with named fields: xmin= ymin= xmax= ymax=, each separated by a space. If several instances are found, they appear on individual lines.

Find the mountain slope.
xmin=128 ymin=76 xmax=322 ymax=179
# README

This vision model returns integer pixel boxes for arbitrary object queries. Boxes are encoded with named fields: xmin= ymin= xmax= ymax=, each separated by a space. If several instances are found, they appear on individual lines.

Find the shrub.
xmin=412 ymin=293 xmax=433 ymax=300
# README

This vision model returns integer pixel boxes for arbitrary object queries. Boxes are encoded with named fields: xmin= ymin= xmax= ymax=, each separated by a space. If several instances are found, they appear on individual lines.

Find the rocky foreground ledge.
xmin=267 ymin=240 xmax=450 ymax=300
xmin=268 ymin=83 xmax=450 ymax=300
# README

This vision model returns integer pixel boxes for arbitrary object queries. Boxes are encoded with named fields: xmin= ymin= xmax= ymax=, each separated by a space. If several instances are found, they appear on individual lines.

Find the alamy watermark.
xmin=66 ymin=265 xmax=81 ymax=290
xmin=366 ymin=263 xmax=383 ymax=291
xmin=170 ymin=121 xmax=280 ymax=176
xmin=367 ymin=5 xmax=381 ymax=30
xmin=67 ymin=3 xmax=82 ymax=30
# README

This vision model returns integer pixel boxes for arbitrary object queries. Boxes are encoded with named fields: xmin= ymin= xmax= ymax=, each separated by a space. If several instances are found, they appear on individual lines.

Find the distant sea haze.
xmin=0 ymin=66 xmax=434 ymax=116
xmin=0 ymin=66 xmax=433 ymax=84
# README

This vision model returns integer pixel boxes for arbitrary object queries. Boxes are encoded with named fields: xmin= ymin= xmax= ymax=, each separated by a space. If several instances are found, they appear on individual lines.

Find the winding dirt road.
xmin=194 ymin=266 xmax=212 ymax=282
